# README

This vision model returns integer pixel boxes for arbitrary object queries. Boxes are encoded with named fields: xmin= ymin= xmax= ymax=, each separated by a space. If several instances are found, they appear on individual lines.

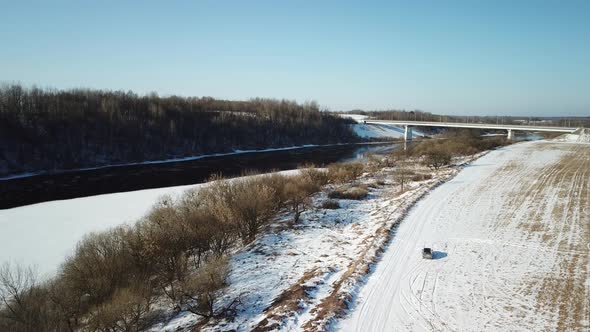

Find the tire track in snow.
xmin=338 ymin=142 xmax=588 ymax=331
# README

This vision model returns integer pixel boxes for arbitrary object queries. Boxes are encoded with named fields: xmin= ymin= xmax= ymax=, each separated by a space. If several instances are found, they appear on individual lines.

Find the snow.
xmin=555 ymin=128 xmax=590 ymax=143
xmin=352 ymin=123 xmax=424 ymax=139
xmin=337 ymin=113 xmax=369 ymax=122
xmin=337 ymin=113 xmax=425 ymax=139
xmin=0 ymin=184 xmax=202 ymax=278
xmin=339 ymin=141 xmax=590 ymax=331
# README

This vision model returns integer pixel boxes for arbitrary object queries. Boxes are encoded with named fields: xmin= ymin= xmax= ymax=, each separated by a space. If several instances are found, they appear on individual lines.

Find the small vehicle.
xmin=422 ymin=247 xmax=433 ymax=259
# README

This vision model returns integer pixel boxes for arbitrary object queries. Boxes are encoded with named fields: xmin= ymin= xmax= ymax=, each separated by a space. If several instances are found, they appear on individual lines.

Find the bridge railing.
xmin=363 ymin=120 xmax=577 ymax=133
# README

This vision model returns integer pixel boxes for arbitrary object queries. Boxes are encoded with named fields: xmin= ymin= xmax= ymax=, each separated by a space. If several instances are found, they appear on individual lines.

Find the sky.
xmin=1 ymin=1 xmax=589 ymax=116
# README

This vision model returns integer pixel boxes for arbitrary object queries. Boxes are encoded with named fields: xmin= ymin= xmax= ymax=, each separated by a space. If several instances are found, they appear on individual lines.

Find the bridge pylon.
xmin=404 ymin=125 xmax=413 ymax=142
xmin=507 ymin=129 xmax=515 ymax=140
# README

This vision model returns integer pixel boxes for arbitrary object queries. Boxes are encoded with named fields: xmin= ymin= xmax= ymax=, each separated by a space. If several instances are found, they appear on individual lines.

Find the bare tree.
xmin=0 ymin=263 xmax=59 ymax=331
xmin=393 ymin=154 xmax=413 ymax=192
xmin=180 ymin=256 xmax=230 ymax=319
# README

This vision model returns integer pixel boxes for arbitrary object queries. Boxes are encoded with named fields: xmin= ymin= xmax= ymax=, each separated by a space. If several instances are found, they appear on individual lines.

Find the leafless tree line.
xmin=0 ymin=84 xmax=358 ymax=176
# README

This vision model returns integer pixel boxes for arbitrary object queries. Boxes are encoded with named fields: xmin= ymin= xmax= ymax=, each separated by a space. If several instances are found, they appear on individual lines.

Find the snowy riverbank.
xmin=154 ymin=152 xmax=482 ymax=331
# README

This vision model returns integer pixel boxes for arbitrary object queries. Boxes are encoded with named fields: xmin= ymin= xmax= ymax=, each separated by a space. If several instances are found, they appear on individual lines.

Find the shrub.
xmin=138 ymin=206 xmax=191 ymax=301
xmin=196 ymin=180 xmax=240 ymax=255
xmin=258 ymin=173 xmax=289 ymax=209
xmin=328 ymin=185 xmax=369 ymax=200
xmin=320 ymin=200 xmax=340 ymax=209
xmin=86 ymin=286 xmax=157 ymax=332
xmin=414 ymin=134 xmax=511 ymax=170
xmin=327 ymin=162 xmax=364 ymax=184
xmin=299 ymin=165 xmax=329 ymax=187
xmin=411 ymin=173 xmax=433 ymax=181
xmin=423 ymin=149 xmax=451 ymax=170
xmin=0 ymin=263 xmax=62 ymax=332
xmin=394 ymin=165 xmax=415 ymax=192
xmin=283 ymin=173 xmax=323 ymax=223
xmin=230 ymin=178 xmax=276 ymax=243
xmin=180 ymin=256 xmax=229 ymax=318
xmin=60 ymin=226 xmax=136 ymax=305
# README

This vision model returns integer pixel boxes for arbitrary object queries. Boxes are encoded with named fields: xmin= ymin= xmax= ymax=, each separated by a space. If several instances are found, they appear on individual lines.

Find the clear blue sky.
xmin=1 ymin=1 xmax=589 ymax=116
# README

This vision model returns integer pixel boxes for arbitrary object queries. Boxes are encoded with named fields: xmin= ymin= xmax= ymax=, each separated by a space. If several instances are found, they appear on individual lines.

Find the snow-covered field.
xmin=340 ymin=140 xmax=590 ymax=331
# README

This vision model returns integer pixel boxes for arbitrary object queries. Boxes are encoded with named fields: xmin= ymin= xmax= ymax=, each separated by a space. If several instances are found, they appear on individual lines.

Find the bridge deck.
xmin=364 ymin=120 xmax=577 ymax=133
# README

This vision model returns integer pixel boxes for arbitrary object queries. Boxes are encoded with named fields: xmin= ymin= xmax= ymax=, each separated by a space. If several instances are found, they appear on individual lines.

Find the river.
xmin=0 ymin=142 xmax=399 ymax=209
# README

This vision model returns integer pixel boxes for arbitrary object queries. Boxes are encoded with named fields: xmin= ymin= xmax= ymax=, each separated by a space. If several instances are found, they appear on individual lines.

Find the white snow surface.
xmin=337 ymin=113 xmax=424 ymax=139
xmin=352 ymin=123 xmax=423 ymax=139
xmin=339 ymin=141 xmax=589 ymax=331
xmin=0 ymin=184 xmax=200 ymax=278
xmin=556 ymin=128 xmax=590 ymax=143
xmin=337 ymin=113 xmax=369 ymax=122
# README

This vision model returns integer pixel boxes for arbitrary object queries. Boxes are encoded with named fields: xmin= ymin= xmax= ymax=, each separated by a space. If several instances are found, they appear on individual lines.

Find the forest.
xmin=0 ymin=84 xmax=359 ymax=177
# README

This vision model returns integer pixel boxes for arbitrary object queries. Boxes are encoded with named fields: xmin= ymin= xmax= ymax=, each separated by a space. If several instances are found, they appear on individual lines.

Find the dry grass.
xmin=328 ymin=185 xmax=369 ymax=200
xmin=327 ymin=162 xmax=365 ymax=184
xmin=253 ymin=269 xmax=322 ymax=332
xmin=491 ymin=143 xmax=590 ymax=331
xmin=411 ymin=172 xmax=433 ymax=182
xmin=302 ymin=236 xmax=374 ymax=332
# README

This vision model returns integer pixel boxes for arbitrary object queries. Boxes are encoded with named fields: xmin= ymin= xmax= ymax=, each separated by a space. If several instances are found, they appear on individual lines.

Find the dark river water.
xmin=0 ymin=143 xmax=399 ymax=209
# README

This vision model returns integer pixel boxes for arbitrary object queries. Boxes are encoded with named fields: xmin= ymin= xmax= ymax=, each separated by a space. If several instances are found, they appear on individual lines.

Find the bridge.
xmin=362 ymin=120 xmax=578 ymax=141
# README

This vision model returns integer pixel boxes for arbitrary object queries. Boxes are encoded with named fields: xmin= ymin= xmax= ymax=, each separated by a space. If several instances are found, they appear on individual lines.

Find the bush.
xmin=299 ymin=165 xmax=329 ymax=187
xmin=0 ymin=263 xmax=62 ymax=332
xmin=423 ymin=150 xmax=451 ymax=170
xmin=411 ymin=173 xmax=433 ymax=181
xmin=320 ymin=200 xmax=340 ymax=209
xmin=258 ymin=173 xmax=289 ymax=209
xmin=87 ymin=286 xmax=157 ymax=332
xmin=328 ymin=185 xmax=369 ymax=200
xmin=60 ymin=226 xmax=137 ymax=305
xmin=327 ymin=162 xmax=364 ymax=184
xmin=180 ymin=256 xmax=229 ymax=318
xmin=283 ymin=173 xmax=323 ymax=223
xmin=413 ymin=134 xmax=510 ymax=169
xmin=229 ymin=178 xmax=276 ymax=243
xmin=196 ymin=180 xmax=240 ymax=255
xmin=137 ymin=200 xmax=193 ymax=301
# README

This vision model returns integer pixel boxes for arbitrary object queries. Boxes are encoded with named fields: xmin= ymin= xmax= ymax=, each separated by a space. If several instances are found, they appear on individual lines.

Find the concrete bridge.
xmin=363 ymin=120 xmax=578 ymax=141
